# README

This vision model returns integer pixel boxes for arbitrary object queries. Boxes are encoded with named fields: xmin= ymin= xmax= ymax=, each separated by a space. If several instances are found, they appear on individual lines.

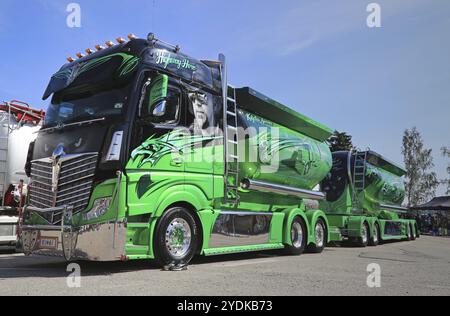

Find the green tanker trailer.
xmin=320 ymin=150 xmax=418 ymax=246
xmin=21 ymin=33 xmax=335 ymax=268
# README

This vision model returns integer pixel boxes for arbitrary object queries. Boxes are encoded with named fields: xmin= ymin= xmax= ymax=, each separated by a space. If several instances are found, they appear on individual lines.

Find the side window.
xmin=142 ymin=74 xmax=180 ymax=125
xmin=186 ymin=91 xmax=218 ymax=137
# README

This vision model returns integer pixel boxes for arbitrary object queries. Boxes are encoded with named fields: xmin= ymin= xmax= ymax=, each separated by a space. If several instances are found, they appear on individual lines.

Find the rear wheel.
xmin=354 ymin=222 xmax=369 ymax=247
xmin=369 ymin=223 xmax=380 ymax=247
xmin=153 ymin=207 xmax=200 ymax=268
xmin=307 ymin=218 xmax=327 ymax=254
xmin=410 ymin=224 xmax=416 ymax=241
xmin=285 ymin=216 xmax=307 ymax=255
xmin=405 ymin=224 xmax=412 ymax=241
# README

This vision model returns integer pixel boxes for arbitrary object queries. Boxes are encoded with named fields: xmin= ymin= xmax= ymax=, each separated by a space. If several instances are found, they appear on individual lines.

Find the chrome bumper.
xmin=21 ymin=205 xmax=126 ymax=262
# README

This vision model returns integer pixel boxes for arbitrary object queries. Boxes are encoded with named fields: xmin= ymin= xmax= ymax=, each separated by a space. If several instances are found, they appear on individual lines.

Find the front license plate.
xmin=38 ymin=237 xmax=58 ymax=250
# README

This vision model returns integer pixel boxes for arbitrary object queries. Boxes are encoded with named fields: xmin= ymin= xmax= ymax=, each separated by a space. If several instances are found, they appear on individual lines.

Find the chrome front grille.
xmin=29 ymin=153 xmax=98 ymax=224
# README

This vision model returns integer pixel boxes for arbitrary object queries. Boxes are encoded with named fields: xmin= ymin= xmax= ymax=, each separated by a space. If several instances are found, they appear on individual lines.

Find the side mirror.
xmin=147 ymin=74 xmax=169 ymax=117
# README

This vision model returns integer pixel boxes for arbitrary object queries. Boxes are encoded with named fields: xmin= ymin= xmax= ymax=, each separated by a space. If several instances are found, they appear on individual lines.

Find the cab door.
xmin=126 ymin=74 xmax=186 ymax=215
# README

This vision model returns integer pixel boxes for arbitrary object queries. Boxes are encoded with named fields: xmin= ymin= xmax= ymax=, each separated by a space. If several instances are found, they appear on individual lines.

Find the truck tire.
xmin=369 ymin=223 xmax=380 ymax=247
xmin=354 ymin=222 xmax=369 ymax=247
xmin=410 ymin=224 xmax=416 ymax=241
xmin=307 ymin=218 xmax=327 ymax=254
xmin=285 ymin=216 xmax=307 ymax=255
xmin=153 ymin=207 xmax=200 ymax=268
xmin=405 ymin=224 xmax=412 ymax=241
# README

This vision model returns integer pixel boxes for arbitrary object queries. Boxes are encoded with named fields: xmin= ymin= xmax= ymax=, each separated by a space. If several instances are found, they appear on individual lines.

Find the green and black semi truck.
xmin=21 ymin=33 xmax=416 ymax=267
xmin=320 ymin=150 xmax=419 ymax=246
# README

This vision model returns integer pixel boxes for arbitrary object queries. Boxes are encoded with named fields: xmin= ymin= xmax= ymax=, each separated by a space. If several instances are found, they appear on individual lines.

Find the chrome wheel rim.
xmin=165 ymin=218 xmax=192 ymax=258
xmin=315 ymin=222 xmax=325 ymax=248
xmin=362 ymin=225 xmax=368 ymax=244
xmin=291 ymin=222 xmax=304 ymax=248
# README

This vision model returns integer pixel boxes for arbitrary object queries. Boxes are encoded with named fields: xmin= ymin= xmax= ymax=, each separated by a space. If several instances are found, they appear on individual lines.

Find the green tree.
xmin=442 ymin=147 xmax=450 ymax=194
xmin=402 ymin=127 xmax=439 ymax=207
xmin=328 ymin=131 xmax=354 ymax=152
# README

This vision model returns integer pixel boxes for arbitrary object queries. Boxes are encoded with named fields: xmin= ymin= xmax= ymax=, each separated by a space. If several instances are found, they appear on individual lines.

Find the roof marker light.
xmin=76 ymin=53 xmax=84 ymax=58
xmin=95 ymin=45 xmax=104 ymax=51
xmin=85 ymin=48 xmax=94 ymax=55
xmin=105 ymin=41 xmax=115 ymax=47
xmin=67 ymin=57 xmax=75 ymax=63
xmin=127 ymin=34 xmax=137 ymax=40
xmin=116 ymin=37 xmax=126 ymax=44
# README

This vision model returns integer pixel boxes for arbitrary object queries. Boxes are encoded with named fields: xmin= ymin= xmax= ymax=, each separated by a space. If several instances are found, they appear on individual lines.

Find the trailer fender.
xmin=305 ymin=210 xmax=331 ymax=246
xmin=347 ymin=216 xmax=368 ymax=238
xmin=282 ymin=208 xmax=311 ymax=246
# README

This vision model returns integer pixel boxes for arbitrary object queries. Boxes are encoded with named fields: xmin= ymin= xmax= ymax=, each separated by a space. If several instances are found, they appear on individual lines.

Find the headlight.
xmin=84 ymin=198 xmax=112 ymax=221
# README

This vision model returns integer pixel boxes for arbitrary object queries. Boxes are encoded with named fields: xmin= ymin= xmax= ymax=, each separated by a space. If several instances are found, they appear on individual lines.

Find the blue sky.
xmin=0 ymin=0 xmax=449 ymax=194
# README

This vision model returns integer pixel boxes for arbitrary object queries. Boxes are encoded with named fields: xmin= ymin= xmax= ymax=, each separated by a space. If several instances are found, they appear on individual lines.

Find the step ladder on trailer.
xmin=351 ymin=151 xmax=368 ymax=212
xmin=219 ymin=54 xmax=240 ymax=206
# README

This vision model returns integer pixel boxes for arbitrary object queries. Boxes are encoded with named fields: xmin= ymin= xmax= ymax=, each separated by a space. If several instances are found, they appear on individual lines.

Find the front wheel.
xmin=153 ymin=207 xmax=200 ymax=268
xmin=307 ymin=218 xmax=327 ymax=254
xmin=284 ymin=216 xmax=307 ymax=255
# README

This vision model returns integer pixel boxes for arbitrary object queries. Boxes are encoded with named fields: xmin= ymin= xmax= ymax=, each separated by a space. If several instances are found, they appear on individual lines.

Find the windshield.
xmin=45 ymin=83 xmax=132 ymax=127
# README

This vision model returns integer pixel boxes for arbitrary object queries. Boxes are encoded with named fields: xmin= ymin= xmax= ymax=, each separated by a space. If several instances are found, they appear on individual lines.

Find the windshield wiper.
xmin=39 ymin=117 xmax=106 ymax=133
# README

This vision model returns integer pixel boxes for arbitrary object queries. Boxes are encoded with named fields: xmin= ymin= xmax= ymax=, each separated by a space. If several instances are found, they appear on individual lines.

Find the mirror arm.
xmin=138 ymin=78 xmax=152 ymax=117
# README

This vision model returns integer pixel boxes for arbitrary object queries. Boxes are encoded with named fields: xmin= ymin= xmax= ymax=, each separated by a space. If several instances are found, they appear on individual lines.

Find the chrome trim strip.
xmin=241 ymin=179 xmax=326 ymax=201
xmin=31 ymin=168 xmax=52 ymax=175
xmin=57 ymin=180 xmax=93 ymax=195
xmin=31 ymin=152 xmax=98 ymax=164
xmin=28 ymin=199 xmax=52 ymax=209
xmin=58 ymin=174 xmax=95 ymax=187
xmin=57 ymin=192 xmax=90 ymax=204
xmin=59 ymin=168 xmax=95 ymax=181
xmin=60 ymin=156 xmax=97 ymax=171
xmin=38 ymin=117 xmax=106 ymax=134
xmin=60 ymin=161 xmax=96 ymax=176
xmin=21 ymin=225 xmax=71 ymax=231
xmin=57 ymin=187 xmax=91 ymax=199
xmin=27 ymin=205 xmax=73 ymax=213
xmin=220 ymin=210 xmax=273 ymax=216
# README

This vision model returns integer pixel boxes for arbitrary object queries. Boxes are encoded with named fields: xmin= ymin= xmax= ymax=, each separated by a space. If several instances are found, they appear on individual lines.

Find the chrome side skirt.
xmin=241 ymin=178 xmax=326 ymax=201
xmin=209 ymin=210 xmax=273 ymax=248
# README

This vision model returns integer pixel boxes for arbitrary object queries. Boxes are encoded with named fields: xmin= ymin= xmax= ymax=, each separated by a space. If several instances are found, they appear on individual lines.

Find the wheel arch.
xmin=282 ymin=208 xmax=310 ymax=246
xmin=305 ymin=209 xmax=331 ymax=246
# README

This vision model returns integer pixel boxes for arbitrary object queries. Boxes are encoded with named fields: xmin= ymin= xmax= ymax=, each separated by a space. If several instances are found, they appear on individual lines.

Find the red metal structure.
xmin=0 ymin=100 xmax=45 ymax=126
